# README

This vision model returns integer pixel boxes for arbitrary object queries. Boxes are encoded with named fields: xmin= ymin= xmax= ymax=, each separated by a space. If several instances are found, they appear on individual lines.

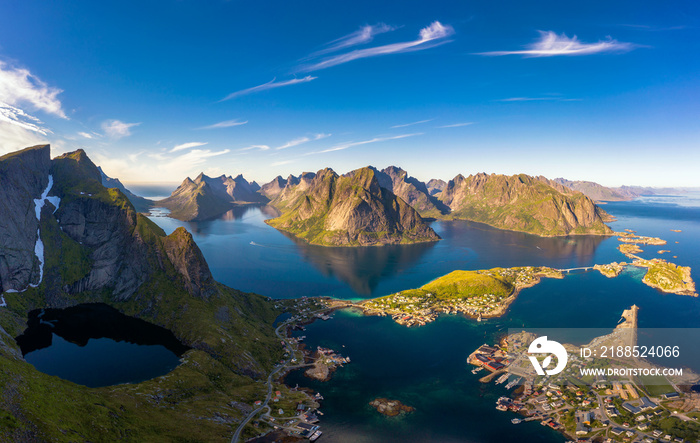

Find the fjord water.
xmin=17 ymin=304 xmax=188 ymax=388
xmin=149 ymin=194 xmax=700 ymax=442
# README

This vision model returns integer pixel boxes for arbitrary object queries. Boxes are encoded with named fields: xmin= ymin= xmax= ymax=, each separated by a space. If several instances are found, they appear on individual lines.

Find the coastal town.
xmin=467 ymin=306 xmax=700 ymax=442
xmin=356 ymin=266 xmax=564 ymax=327
xmin=242 ymin=226 xmax=697 ymax=442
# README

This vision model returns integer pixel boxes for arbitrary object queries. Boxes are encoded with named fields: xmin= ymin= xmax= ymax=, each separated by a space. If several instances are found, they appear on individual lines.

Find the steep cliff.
xmin=266 ymin=167 xmax=440 ymax=246
xmin=438 ymin=173 xmax=613 ymax=236
xmin=98 ymin=166 xmax=154 ymax=212
xmin=0 ymin=146 xmax=284 ymax=441
xmin=373 ymin=166 xmax=448 ymax=218
xmin=0 ymin=145 xmax=52 ymax=293
xmin=157 ymin=172 xmax=268 ymax=221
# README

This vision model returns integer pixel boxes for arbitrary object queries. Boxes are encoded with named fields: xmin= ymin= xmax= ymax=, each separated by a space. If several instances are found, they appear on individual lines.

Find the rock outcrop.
xmin=157 ymin=172 xmax=268 ymax=221
xmin=438 ymin=173 xmax=613 ymax=236
xmin=266 ymin=167 xmax=440 ymax=246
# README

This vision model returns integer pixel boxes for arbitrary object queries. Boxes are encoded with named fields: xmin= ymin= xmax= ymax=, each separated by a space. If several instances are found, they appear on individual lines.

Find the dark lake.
xmin=17 ymin=303 xmax=188 ymax=388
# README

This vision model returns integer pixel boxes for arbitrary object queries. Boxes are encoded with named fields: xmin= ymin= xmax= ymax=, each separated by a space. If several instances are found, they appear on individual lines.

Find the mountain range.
xmin=157 ymin=172 xmax=266 ymax=221
xmin=155 ymin=165 xmax=616 ymax=241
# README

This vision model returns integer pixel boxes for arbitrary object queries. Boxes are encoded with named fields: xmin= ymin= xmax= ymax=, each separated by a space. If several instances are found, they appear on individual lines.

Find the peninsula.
xmin=358 ymin=266 xmax=563 ymax=327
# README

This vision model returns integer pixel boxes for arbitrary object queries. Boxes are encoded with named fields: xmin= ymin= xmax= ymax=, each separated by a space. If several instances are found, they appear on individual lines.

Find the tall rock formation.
xmin=266 ymin=167 xmax=440 ymax=246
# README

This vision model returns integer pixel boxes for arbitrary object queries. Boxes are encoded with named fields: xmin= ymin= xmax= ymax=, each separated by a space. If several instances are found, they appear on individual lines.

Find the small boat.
xmin=496 ymin=373 xmax=509 ymax=384
xmin=309 ymin=430 xmax=323 ymax=441
xmin=511 ymin=418 xmax=522 ymax=424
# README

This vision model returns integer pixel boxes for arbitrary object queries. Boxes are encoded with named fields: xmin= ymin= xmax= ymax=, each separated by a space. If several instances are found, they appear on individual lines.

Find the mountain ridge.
xmin=265 ymin=166 xmax=440 ymax=246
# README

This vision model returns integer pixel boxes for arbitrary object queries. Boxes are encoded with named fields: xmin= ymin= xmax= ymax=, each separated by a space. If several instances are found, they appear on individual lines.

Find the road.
xmin=230 ymin=306 xmax=329 ymax=443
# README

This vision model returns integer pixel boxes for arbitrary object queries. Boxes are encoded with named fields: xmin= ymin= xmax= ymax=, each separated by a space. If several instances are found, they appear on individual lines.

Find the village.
xmin=357 ymin=266 xmax=564 ymax=327
xmin=465 ymin=308 xmax=700 ymax=442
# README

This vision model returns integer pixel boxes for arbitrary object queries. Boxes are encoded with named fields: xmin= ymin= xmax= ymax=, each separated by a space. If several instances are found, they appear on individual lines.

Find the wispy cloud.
xmin=77 ymin=131 xmax=93 ymax=139
xmin=496 ymin=97 xmax=582 ymax=102
xmin=0 ymin=60 xmax=67 ymax=118
xmin=221 ymin=76 xmax=317 ymax=101
xmin=306 ymin=133 xmax=422 ymax=155
xmin=477 ymin=31 xmax=635 ymax=57
xmin=276 ymin=133 xmax=330 ymax=150
xmin=308 ymin=23 xmax=396 ymax=57
xmin=198 ymin=119 xmax=248 ymax=130
xmin=271 ymin=159 xmax=296 ymax=167
xmin=0 ymin=102 xmax=50 ymax=135
xmin=171 ymin=141 xmax=208 ymax=153
xmin=391 ymin=119 xmax=434 ymax=129
xmin=438 ymin=122 xmax=474 ymax=128
xmin=299 ymin=21 xmax=454 ymax=72
xmin=619 ymin=24 xmax=686 ymax=31
xmin=102 ymin=119 xmax=140 ymax=139
xmin=239 ymin=144 xmax=270 ymax=152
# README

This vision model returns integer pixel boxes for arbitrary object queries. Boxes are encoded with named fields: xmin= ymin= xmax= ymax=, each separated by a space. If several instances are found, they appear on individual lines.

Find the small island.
xmin=593 ymin=262 xmax=626 ymax=278
xmin=369 ymin=398 xmax=415 ymax=417
xmin=358 ymin=266 xmax=563 ymax=327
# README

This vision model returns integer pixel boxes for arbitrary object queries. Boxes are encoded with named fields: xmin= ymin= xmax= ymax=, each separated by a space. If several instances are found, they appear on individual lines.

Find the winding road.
xmin=230 ymin=308 xmax=326 ymax=443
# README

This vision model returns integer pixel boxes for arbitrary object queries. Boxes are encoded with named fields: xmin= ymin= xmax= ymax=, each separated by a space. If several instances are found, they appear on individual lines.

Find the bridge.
xmin=559 ymin=266 xmax=595 ymax=273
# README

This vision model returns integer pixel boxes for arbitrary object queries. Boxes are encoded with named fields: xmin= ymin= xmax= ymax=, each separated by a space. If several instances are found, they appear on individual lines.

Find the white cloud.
xmin=276 ymin=133 xmax=330 ymax=150
xmin=239 ymin=145 xmax=270 ymax=152
xmin=102 ymin=119 xmax=140 ymax=139
xmin=391 ymin=119 xmax=433 ymax=129
xmin=307 ymin=133 xmax=422 ymax=155
xmin=438 ymin=122 xmax=474 ymax=128
xmin=308 ymin=23 xmax=395 ymax=57
xmin=198 ymin=119 xmax=248 ymax=130
xmin=271 ymin=159 xmax=296 ymax=167
xmin=77 ymin=131 xmax=93 ymax=139
xmin=0 ymin=60 xmax=67 ymax=118
xmin=477 ymin=31 xmax=635 ymax=57
xmin=171 ymin=141 xmax=208 ymax=153
xmin=221 ymin=76 xmax=317 ymax=101
xmin=94 ymin=148 xmax=231 ymax=183
xmin=300 ymin=21 xmax=454 ymax=72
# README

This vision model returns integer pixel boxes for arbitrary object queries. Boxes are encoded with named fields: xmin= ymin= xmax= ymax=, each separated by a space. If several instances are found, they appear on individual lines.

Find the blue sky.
xmin=0 ymin=0 xmax=698 ymax=187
